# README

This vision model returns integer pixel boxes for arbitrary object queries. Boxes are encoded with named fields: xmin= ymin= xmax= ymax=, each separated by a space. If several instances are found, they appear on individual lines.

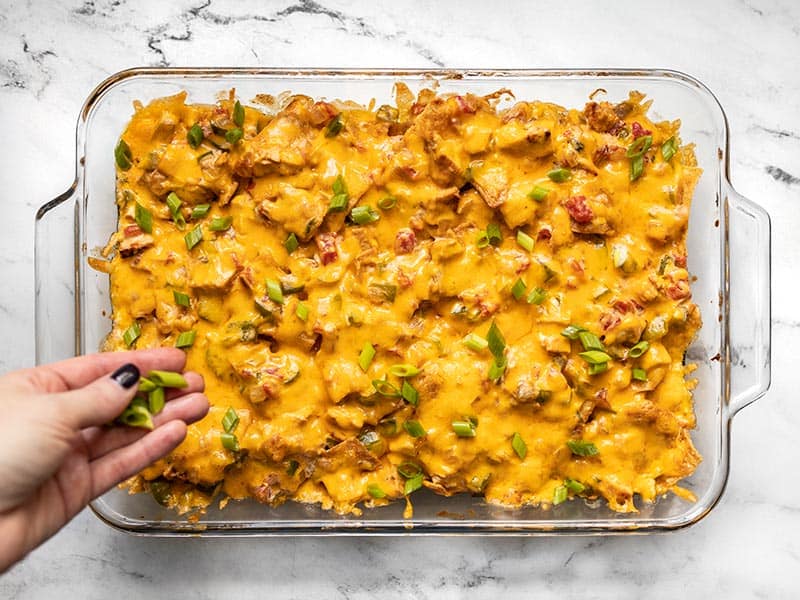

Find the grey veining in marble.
xmin=1 ymin=0 xmax=799 ymax=597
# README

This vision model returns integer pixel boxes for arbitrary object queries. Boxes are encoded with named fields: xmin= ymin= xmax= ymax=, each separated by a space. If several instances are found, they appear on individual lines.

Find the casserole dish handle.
xmin=35 ymin=180 xmax=79 ymax=365
xmin=726 ymin=181 xmax=771 ymax=415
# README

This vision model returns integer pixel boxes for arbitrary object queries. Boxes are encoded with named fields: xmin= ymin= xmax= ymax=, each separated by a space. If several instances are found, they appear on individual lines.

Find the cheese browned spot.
xmin=104 ymin=88 xmax=702 ymax=516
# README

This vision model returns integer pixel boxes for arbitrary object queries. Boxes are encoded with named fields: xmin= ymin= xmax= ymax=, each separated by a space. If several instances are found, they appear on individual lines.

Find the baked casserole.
xmin=99 ymin=84 xmax=702 ymax=515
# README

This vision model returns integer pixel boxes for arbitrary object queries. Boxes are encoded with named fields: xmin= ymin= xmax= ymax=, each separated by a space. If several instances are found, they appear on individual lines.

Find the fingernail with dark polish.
xmin=112 ymin=363 xmax=140 ymax=389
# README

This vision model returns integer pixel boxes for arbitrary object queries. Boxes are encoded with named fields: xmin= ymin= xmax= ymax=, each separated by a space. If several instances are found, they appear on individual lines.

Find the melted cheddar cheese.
xmin=103 ymin=86 xmax=702 ymax=515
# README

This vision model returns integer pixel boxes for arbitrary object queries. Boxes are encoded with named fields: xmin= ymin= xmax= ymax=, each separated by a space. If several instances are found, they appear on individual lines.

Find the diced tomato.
xmin=316 ymin=233 xmax=339 ymax=265
xmin=674 ymin=254 xmax=687 ymax=268
xmin=537 ymin=227 xmax=552 ymax=241
xmin=565 ymin=196 xmax=594 ymax=224
xmin=124 ymin=225 xmax=142 ymax=237
xmin=395 ymin=228 xmax=417 ymax=254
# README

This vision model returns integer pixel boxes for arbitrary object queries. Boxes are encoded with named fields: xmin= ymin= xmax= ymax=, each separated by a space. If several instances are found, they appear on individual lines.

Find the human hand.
xmin=0 ymin=348 xmax=209 ymax=573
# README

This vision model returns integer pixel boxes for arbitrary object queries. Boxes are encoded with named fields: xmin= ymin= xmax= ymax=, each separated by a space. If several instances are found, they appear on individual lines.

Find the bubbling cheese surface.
xmin=104 ymin=86 xmax=702 ymax=515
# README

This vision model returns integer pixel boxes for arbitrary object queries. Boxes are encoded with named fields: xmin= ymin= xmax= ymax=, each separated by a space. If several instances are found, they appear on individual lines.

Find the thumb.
xmin=56 ymin=363 xmax=141 ymax=430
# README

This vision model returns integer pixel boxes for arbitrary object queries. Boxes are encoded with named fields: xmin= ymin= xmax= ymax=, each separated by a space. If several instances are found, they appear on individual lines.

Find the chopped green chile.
xmin=629 ymin=340 xmax=650 ymax=358
xmin=567 ymin=439 xmax=599 ymax=457
xmin=175 ymin=330 xmax=196 ymax=348
xmin=359 ymin=342 xmax=376 ymax=372
xmin=401 ymin=380 xmax=419 ymax=406
xmin=369 ymin=283 xmax=397 ymax=303
xmin=233 ymin=100 xmax=245 ymax=127
xmin=209 ymin=216 xmax=233 ymax=231
xmin=528 ymin=185 xmax=550 ymax=201
xmin=403 ymin=420 xmax=426 ymax=438
xmin=389 ymin=364 xmax=420 ymax=378
xmin=546 ymin=167 xmax=571 ymax=183
xmin=147 ymin=386 xmax=165 ymax=415
xmin=403 ymin=473 xmax=424 ymax=495
xmin=516 ymin=230 xmax=534 ymax=252
xmin=114 ymin=139 xmax=133 ymax=170
xmin=511 ymin=432 xmax=527 ymax=460
xmin=147 ymin=370 xmax=188 ymax=388
xmin=367 ymin=484 xmax=387 ymax=499
xmin=220 ymin=432 xmax=240 ymax=451
xmin=123 ymin=322 xmax=141 ymax=348
xmin=222 ymin=407 xmax=239 ymax=433
xmin=134 ymin=203 xmax=153 ymax=233
xmin=187 ymin=123 xmax=204 ymax=148
xmin=173 ymin=290 xmax=191 ymax=308
xmin=191 ymin=204 xmax=211 ymax=220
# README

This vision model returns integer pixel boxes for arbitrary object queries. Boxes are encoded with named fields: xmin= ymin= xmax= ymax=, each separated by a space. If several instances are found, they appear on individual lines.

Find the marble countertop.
xmin=1 ymin=0 xmax=798 ymax=597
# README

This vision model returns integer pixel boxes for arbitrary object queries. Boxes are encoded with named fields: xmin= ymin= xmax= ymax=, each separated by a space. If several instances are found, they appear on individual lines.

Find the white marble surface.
xmin=1 ymin=0 xmax=799 ymax=597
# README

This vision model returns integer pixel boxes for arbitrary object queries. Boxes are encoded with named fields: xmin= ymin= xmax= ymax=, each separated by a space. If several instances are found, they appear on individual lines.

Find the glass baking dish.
xmin=34 ymin=68 xmax=771 ymax=535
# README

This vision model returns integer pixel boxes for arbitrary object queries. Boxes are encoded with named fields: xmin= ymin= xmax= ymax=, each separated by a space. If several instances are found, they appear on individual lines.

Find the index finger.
xmin=29 ymin=348 xmax=188 ymax=392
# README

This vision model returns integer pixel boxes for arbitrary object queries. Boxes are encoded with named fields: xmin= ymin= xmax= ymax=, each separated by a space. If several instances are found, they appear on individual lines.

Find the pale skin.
xmin=0 ymin=348 xmax=209 ymax=573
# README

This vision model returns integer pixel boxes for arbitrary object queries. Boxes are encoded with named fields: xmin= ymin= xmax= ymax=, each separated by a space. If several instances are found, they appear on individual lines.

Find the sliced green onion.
xmin=511 ymin=278 xmax=527 ymax=300
xmin=222 ymin=407 xmax=240 ymax=433
xmin=476 ymin=231 xmax=490 ymax=248
xmin=389 ymin=364 xmax=420 ymax=378
xmin=147 ymin=370 xmax=188 ymax=388
xmin=372 ymin=379 xmax=401 ymax=398
xmin=567 ymin=439 xmax=599 ymax=457
xmin=589 ymin=362 xmax=608 ymax=375
xmin=359 ymin=342 xmax=376 ymax=372
xmin=225 ymin=127 xmax=243 ymax=144
xmin=462 ymin=333 xmax=488 ymax=352
xmin=452 ymin=419 xmax=477 ymax=438
xmin=626 ymin=135 xmax=653 ymax=158
xmin=280 ymin=277 xmax=305 ymax=296
xmin=325 ymin=114 xmax=343 ymax=137
xmin=578 ymin=330 xmax=604 ymax=352
xmin=233 ymin=100 xmax=245 ymax=127
xmin=296 ymin=301 xmax=309 ymax=322
xmin=266 ymin=278 xmax=284 ymax=304
xmin=547 ymin=167 xmax=571 ymax=183
xmin=209 ymin=216 xmax=232 ymax=231
xmin=661 ymin=136 xmax=677 ymax=162
xmin=123 ymin=322 xmax=141 ymax=348
xmin=404 ymin=473 xmax=424 ymax=495
xmin=486 ymin=321 xmax=506 ymax=360
xmin=527 ymin=287 xmax=547 ymax=305
xmin=148 ymin=386 xmax=165 ymax=415
xmin=137 ymin=377 xmax=156 ymax=393
xmin=175 ymin=330 xmax=196 ymax=348
xmin=629 ymin=340 xmax=650 ymax=358
xmin=187 ymin=123 xmax=204 ymax=148
xmin=579 ymin=350 xmax=612 ymax=365
xmin=401 ymin=380 xmax=419 ymax=406
xmin=632 ymin=367 xmax=648 ymax=382
xmin=511 ymin=432 xmax=527 ymax=460
xmin=630 ymin=154 xmax=644 ymax=181
xmin=488 ymin=358 xmax=506 ymax=382
xmin=528 ymin=186 xmax=550 ymax=201
xmin=378 ymin=196 xmax=397 ymax=210
xmin=367 ymin=484 xmax=386 ymax=499
xmin=118 ymin=404 xmax=153 ymax=430
xmin=284 ymin=233 xmax=299 ymax=254
xmin=328 ymin=193 xmax=348 ymax=212
xmin=220 ymin=432 xmax=239 ymax=451
xmin=486 ymin=223 xmax=502 ymax=246
xmin=332 ymin=175 xmax=346 ymax=195
xmin=377 ymin=418 xmax=398 ymax=437
xmin=184 ymin=225 xmax=203 ymax=250
xmin=286 ymin=459 xmax=299 ymax=476
xmin=191 ymin=204 xmax=211 ymax=220
xmin=565 ymin=478 xmax=586 ymax=494
xmin=658 ymin=255 xmax=672 ymax=275
xmin=369 ymin=283 xmax=397 ymax=303
xmin=397 ymin=461 xmax=422 ymax=479
xmin=516 ymin=230 xmax=534 ymax=252
xmin=403 ymin=420 xmax=426 ymax=438
xmin=350 ymin=205 xmax=380 ymax=225
xmin=173 ymin=290 xmax=191 ymax=308
xmin=134 ymin=203 xmax=153 ymax=234
xmin=114 ymin=139 xmax=133 ymax=170
xmin=561 ymin=324 xmax=585 ymax=340
xmin=553 ymin=485 xmax=568 ymax=505
xmin=166 ymin=192 xmax=186 ymax=230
